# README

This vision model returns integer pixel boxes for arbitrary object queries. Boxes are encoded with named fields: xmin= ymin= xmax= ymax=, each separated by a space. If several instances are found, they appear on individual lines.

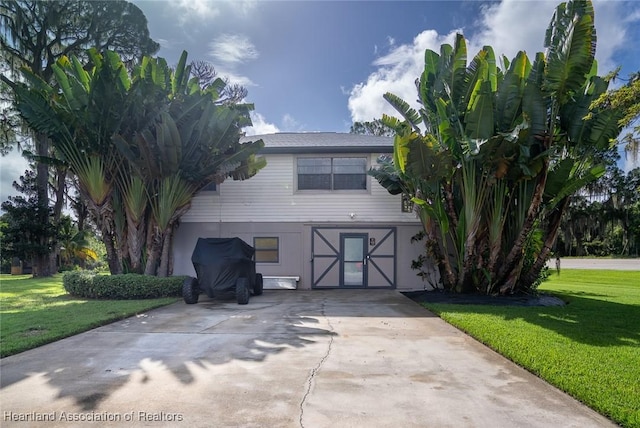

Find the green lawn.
xmin=423 ymin=269 xmax=640 ymax=428
xmin=0 ymin=274 xmax=178 ymax=358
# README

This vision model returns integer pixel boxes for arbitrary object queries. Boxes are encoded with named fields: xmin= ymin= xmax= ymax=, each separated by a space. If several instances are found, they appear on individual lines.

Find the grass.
xmin=0 ymin=274 xmax=178 ymax=358
xmin=423 ymin=269 xmax=640 ymax=428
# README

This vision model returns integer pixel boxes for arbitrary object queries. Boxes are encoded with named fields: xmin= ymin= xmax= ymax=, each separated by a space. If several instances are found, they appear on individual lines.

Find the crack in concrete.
xmin=299 ymin=298 xmax=334 ymax=428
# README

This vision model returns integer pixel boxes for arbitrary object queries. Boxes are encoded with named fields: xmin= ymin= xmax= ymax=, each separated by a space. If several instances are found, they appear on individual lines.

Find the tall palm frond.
xmin=544 ymin=0 xmax=596 ymax=105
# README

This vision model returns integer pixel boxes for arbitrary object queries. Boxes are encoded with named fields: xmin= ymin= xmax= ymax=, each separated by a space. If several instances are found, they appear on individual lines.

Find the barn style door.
xmin=311 ymin=227 xmax=396 ymax=289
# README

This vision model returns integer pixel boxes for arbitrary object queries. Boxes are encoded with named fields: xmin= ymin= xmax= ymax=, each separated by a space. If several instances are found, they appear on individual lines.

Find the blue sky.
xmin=130 ymin=0 xmax=640 ymax=136
xmin=2 ymin=0 xmax=639 ymax=202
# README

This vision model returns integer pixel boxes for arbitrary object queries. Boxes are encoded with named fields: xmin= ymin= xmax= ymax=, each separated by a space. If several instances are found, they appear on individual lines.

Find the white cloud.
xmin=156 ymin=38 xmax=173 ymax=50
xmin=348 ymin=30 xmax=457 ymax=123
xmin=0 ymin=150 xmax=29 ymax=205
xmin=474 ymin=0 xmax=633 ymax=75
xmin=209 ymin=34 xmax=259 ymax=66
xmin=591 ymin=0 xmax=640 ymax=76
xmin=173 ymin=0 xmax=221 ymax=24
xmin=282 ymin=114 xmax=304 ymax=132
xmin=228 ymin=0 xmax=258 ymax=17
xmin=472 ymin=0 xmax=556 ymax=64
xmin=244 ymin=112 xmax=279 ymax=136
xmin=216 ymin=69 xmax=256 ymax=88
xmin=347 ymin=0 xmax=638 ymax=124
xmin=207 ymin=34 xmax=259 ymax=92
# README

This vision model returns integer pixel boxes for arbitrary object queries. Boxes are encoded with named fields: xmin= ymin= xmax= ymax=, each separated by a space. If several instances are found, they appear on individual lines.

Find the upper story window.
xmin=297 ymin=157 xmax=367 ymax=190
xmin=200 ymin=182 xmax=217 ymax=192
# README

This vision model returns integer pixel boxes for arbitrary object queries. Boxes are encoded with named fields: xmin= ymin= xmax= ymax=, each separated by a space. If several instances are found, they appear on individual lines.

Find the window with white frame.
xmin=297 ymin=157 xmax=367 ymax=190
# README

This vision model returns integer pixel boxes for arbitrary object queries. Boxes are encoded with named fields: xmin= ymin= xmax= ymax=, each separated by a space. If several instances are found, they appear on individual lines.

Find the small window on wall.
xmin=254 ymin=237 xmax=279 ymax=263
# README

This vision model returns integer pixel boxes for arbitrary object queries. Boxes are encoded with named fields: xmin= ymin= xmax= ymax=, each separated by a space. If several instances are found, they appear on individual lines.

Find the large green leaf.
xmin=51 ymin=60 xmax=78 ymax=110
xmin=150 ymin=175 xmax=193 ymax=231
xmin=544 ymin=0 xmax=596 ymax=104
xmin=383 ymin=92 xmax=422 ymax=130
xmin=449 ymin=34 xmax=468 ymax=109
xmin=172 ymin=51 xmax=189 ymax=96
xmin=560 ymin=74 xmax=606 ymax=142
xmin=419 ymin=49 xmax=441 ymax=117
xmin=393 ymin=132 xmax=411 ymax=174
xmin=435 ymin=98 xmax=457 ymax=151
xmin=544 ymin=158 xmax=575 ymax=200
xmin=74 ymin=156 xmax=111 ymax=206
xmin=368 ymin=156 xmax=405 ymax=195
xmin=461 ymin=48 xmax=488 ymax=116
xmin=547 ymin=164 xmax=605 ymax=209
xmin=8 ymin=81 xmax=73 ymax=144
xmin=120 ymin=175 xmax=148 ymax=223
xmin=483 ymin=45 xmax=497 ymax=93
xmin=495 ymin=51 xmax=529 ymax=132
xmin=586 ymin=108 xmax=623 ymax=150
xmin=522 ymin=53 xmax=547 ymax=141
xmin=465 ymin=80 xmax=494 ymax=141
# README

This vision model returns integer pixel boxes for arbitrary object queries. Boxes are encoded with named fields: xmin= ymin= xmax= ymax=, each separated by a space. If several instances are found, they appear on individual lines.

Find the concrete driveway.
xmin=1 ymin=290 xmax=615 ymax=427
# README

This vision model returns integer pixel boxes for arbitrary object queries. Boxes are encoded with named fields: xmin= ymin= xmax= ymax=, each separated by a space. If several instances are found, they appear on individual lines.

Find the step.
xmin=263 ymin=276 xmax=300 ymax=290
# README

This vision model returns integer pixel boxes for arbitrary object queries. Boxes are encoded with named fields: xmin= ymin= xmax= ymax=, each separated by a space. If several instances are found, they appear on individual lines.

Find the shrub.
xmin=63 ymin=271 xmax=185 ymax=299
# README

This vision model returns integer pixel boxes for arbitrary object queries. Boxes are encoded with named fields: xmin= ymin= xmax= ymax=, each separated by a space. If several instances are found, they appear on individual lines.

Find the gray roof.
xmin=240 ymin=132 xmax=393 ymax=154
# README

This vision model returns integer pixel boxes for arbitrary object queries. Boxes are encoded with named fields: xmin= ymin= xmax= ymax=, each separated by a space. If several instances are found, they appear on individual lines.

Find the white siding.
xmin=182 ymin=153 xmax=419 ymax=224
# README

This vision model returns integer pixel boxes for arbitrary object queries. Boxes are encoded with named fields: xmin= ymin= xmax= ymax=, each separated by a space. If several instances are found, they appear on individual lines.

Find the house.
xmin=172 ymin=132 xmax=437 ymax=291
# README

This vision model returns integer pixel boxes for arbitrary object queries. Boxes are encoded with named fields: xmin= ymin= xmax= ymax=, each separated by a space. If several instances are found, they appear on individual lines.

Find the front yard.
xmin=1 ymin=269 xmax=638 ymax=427
xmin=0 ymin=274 xmax=177 ymax=358
xmin=423 ymin=269 xmax=640 ymax=428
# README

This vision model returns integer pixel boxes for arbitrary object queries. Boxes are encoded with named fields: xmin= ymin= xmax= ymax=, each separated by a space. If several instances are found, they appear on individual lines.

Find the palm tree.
xmin=5 ymin=49 xmax=265 ymax=276
xmin=372 ymin=0 xmax=625 ymax=294
xmin=58 ymin=218 xmax=97 ymax=269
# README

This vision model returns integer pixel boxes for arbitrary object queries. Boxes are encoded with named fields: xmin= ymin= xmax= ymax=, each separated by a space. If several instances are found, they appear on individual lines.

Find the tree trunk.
xmin=126 ymin=216 xmax=145 ymax=274
xmin=442 ymin=181 xmax=458 ymax=230
xmin=144 ymin=224 xmax=161 ymax=276
xmin=49 ymin=166 xmax=68 ymax=274
xmin=101 ymin=226 xmax=121 ymax=275
xmin=52 ymin=166 xmax=67 ymax=223
xmin=86 ymin=196 xmax=122 ymax=275
xmin=33 ymin=133 xmax=52 ymax=277
xmin=421 ymin=212 xmax=457 ymax=290
xmin=496 ymin=162 xmax=549 ymax=288
xmin=157 ymin=225 xmax=173 ymax=278
xmin=520 ymin=197 xmax=571 ymax=289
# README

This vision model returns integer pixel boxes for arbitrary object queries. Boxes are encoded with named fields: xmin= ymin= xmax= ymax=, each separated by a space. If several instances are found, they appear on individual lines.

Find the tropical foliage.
xmin=57 ymin=216 xmax=99 ymax=270
xmin=1 ymin=0 xmax=160 ymax=276
xmin=371 ymin=0 xmax=626 ymax=294
xmin=558 ymin=166 xmax=640 ymax=257
xmin=3 ymin=49 xmax=265 ymax=276
xmin=0 ymin=170 xmax=56 ymax=265
xmin=350 ymin=119 xmax=395 ymax=136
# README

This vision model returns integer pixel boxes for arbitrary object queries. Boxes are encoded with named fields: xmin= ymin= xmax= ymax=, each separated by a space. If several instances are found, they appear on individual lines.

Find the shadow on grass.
xmin=425 ymin=294 xmax=640 ymax=347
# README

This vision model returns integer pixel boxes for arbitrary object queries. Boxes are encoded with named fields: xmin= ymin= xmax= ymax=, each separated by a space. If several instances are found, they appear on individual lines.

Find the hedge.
xmin=63 ymin=271 xmax=186 ymax=299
